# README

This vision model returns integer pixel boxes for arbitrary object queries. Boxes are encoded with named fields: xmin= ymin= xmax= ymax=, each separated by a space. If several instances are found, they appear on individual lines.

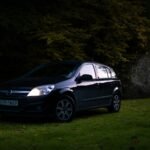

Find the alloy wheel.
xmin=113 ymin=95 xmax=120 ymax=111
xmin=56 ymin=98 xmax=73 ymax=121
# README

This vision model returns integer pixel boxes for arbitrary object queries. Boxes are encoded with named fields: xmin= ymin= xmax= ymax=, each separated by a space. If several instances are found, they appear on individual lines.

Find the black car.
xmin=0 ymin=61 xmax=122 ymax=121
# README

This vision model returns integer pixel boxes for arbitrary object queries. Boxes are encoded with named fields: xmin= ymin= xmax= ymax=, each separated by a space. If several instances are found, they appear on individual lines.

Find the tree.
xmin=0 ymin=0 xmax=149 ymax=92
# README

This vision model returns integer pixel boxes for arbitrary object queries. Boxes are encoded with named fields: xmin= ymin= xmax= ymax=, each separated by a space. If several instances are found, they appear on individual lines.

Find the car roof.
xmin=82 ymin=61 xmax=108 ymax=67
xmin=47 ymin=60 xmax=110 ymax=68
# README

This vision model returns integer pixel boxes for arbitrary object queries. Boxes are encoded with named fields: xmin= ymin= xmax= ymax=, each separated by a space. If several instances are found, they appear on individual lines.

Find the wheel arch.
xmin=59 ymin=88 xmax=77 ymax=105
xmin=113 ymin=87 xmax=122 ymax=98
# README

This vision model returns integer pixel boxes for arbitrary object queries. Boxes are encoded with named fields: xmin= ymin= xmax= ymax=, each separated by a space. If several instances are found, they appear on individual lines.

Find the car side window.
xmin=110 ymin=68 xmax=117 ymax=78
xmin=96 ymin=66 xmax=108 ymax=79
xmin=106 ymin=68 xmax=112 ymax=78
xmin=79 ymin=64 xmax=96 ymax=79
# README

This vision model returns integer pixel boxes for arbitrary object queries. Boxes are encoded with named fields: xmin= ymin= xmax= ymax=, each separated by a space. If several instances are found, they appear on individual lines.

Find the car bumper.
xmin=0 ymin=96 xmax=54 ymax=116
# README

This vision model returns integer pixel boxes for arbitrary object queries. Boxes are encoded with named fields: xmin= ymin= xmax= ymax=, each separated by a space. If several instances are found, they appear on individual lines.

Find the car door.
xmin=95 ymin=65 xmax=114 ymax=105
xmin=74 ymin=63 xmax=100 ymax=109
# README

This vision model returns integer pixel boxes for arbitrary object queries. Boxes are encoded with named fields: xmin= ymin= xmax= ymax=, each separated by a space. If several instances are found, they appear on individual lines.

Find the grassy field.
xmin=0 ymin=99 xmax=150 ymax=150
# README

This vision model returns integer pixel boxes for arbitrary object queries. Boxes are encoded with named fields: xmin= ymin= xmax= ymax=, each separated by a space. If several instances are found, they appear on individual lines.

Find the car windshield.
xmin=23 ymin=62 xmax=79 ymax=78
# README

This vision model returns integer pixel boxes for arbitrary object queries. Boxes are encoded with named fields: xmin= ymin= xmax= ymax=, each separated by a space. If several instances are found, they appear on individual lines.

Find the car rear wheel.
xmin=108 ymin=94 xmax=121 ymax=112
xmin=55 ymin=96 xmax=74 ymax=122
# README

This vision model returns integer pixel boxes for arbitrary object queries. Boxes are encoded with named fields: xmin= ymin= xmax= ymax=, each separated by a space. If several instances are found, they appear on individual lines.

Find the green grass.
xmin=0 ymin=99 xmax=150 ymax=150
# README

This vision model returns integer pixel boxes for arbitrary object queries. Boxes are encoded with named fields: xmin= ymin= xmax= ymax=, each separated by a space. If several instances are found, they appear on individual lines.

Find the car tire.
xmin=54 ymin=96 xmax=75 ymax=122
xmin=108 ymin=94 xmax=121 ymax=112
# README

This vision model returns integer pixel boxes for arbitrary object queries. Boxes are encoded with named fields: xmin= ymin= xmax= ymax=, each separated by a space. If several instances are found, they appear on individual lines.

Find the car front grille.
xmin=0 ymin=90 xmax=30 ymax=98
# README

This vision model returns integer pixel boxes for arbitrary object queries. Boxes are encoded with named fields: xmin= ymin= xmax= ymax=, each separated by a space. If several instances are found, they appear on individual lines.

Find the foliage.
xmin=0 ymin=1 xmax=149 ymax=62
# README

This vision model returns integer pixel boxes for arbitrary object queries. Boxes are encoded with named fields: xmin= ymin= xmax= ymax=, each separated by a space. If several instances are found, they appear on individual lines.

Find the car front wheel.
xmin=55 ymin=96 xmax=74 ymax=122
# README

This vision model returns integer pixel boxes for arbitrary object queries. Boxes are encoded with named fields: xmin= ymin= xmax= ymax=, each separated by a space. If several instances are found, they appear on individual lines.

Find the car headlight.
xmin=27 ymin=85 xmax=55 ymax=96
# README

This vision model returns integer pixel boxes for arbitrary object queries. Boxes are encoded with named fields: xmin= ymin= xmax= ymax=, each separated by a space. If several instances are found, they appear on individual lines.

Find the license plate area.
xmin=0 ymin=99 xmax=19 ymax=106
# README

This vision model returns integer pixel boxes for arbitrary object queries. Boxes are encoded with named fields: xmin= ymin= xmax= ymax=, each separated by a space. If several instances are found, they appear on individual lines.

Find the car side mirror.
xmin=76 ymin=74 xmax=93 ymax=83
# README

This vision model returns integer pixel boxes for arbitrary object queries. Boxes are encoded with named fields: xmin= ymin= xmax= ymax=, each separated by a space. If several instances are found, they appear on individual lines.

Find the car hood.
xmin=0 ymin=76 xmax=67 ymax=90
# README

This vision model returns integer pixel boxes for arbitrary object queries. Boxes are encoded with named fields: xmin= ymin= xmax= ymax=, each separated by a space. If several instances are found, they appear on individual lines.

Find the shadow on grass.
xmin=0 ymin=108 xmax=109 ymax=124
xmin=0 ymin=115 xmax=51 ymax=124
